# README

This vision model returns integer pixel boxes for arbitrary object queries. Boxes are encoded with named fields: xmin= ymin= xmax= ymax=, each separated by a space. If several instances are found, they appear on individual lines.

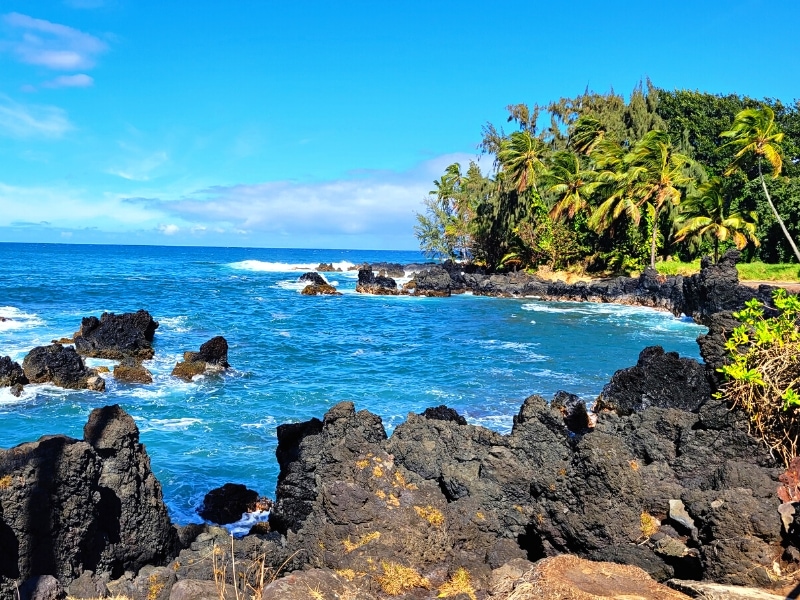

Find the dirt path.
xmin=740 ymin=280 xmax=800 ymax=293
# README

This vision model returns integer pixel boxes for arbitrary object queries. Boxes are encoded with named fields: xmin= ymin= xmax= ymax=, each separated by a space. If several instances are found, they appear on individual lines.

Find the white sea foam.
xmin=275 ymin=280 xmax=308 ymax=292
xmin=158 ymin=315 xmax=191 ymax=333
xmin=241 ymin=416 xmax=277 ymax=429
xmin=0 ymin=306 xmax=44 ymax=331
xmin=224 ymin=509 xmax=270 ymax=537
xmin=139 ymin=417 xmax=203 ymax=432
xmin=228 ymin=260 xmax=356 ymax=273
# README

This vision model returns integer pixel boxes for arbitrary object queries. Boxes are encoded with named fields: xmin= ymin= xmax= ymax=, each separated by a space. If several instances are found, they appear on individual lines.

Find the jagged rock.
xmin=22 ymin=344 xmax=105 ymax=391
xmin=113 ymin=358 xmax=153 ymax=384
xmin=594 ymin=346 xmax=711 ymax=415
xmin=355 ymin=268 xmax=399 ymax=295
xmin=551 ymin=390 xmax=590 ymax=433
xmin=18 ymin=575 xmax=64 ymax=600
xmin=0 ymin=355 xmax=28 ymax=388
xmin=316 ymin=262 xmax=341 ymax=272
xmin=197 ymin=483 xmax=260 ymax=525
xmin=301 ymin=283 xmax=341 ymax=295
xmin=420 ymin=404 xmax=468 ymax=425
xmin=0 ymin=405 xmax=178 ymax=597
xmin=412 ymin=265 xmax=456 ymax=296
xmin=66 ymin=570 xmax=109 ymax=599
xmin=73 ymin=310 xmax=158 ymax=360
xmin=171 ymin=336 xmax=229 ymax=381
xmin=299 ymin=271 xmax=327 ymax=285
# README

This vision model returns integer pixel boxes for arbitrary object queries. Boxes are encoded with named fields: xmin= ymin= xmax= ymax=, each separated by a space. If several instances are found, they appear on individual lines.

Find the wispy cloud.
xmin=108 ymin=150 xmax=169 ymax=181
xmin=0 ymin=94 xmax=73 ymax=138
xmin=41 ymin=73 xmax=94 ymax=88
xmin=2 ymin=12 xmax=107 ymax=70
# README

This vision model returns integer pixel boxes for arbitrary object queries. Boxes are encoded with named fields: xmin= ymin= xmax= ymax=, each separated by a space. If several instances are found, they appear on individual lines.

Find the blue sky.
xmin=0 ymin=0 xmax=798 ymax=249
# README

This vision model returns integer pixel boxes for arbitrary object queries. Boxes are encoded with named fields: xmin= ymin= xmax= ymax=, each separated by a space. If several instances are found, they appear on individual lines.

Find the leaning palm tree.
xmin=721 ymin=106 xmax=800 ymax=262
xmin=675 ymin=177 xmax=760 ymax=263
xmin=545 ymin=150 xmax=602 ymax=221
xmin=496 ymin=130 xmax=547 ymax=194
xmin=569 ymin=115 xmax=608 ymax=155
xmin=590 ymin=130 xmax=694 ymax=269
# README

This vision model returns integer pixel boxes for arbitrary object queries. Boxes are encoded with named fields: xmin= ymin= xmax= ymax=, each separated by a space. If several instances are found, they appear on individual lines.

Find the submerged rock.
xmin=73 ymin=310 xmax=158 ymax=360
xmin=22 ymin=344 xmax=105 ymax=391
xmin=113 ymin=357 xmax=153 ymax=384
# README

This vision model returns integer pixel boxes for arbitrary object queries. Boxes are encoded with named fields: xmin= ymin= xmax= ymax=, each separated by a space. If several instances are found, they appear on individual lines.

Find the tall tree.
xmin=496 ymin=130 xmax=547 ymax=194
xmin=721 ymin=106 xmax=800 ymax=262
xmin=545 ymin=150 xmax=601 ymax=221
xmin=590 ymin=130 xmax=694 ymax=269
xmin=675 ymin=177 xmax=759 ymax=263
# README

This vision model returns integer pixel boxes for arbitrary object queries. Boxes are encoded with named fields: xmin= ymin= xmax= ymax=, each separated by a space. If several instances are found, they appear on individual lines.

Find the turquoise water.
xmin=0 ymin=243 xmax=706 ymax=524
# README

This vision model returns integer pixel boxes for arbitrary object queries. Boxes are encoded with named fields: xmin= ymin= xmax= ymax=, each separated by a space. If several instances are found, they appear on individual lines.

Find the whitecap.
xmin=158 ymin=316 xmax=191 ymax=333
xmin=0 ymin=306 xmax=44 ymax=331
xmin=228 ymin=260 xmax=354 ymax=273
xmin=223 ymin=509 xmax=270 ymax=537
xmin=139 ymin=417 xmax=203 ymax=432
xmin=274 ymin=280 xmax=308 ymax=292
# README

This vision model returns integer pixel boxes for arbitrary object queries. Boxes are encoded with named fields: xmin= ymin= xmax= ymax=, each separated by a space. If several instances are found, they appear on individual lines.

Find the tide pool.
xmin=0 ymin=243 xmax=706 ymax=524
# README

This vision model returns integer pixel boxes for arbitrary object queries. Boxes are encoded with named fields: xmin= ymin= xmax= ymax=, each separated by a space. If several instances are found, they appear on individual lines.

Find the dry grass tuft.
xmin=0 ymin=475 xmax=11 ymax=489
xmin=414 ymin=505 xmax=444 ymax=527
xmin=438 ymin=567 xmax=477 ymax=600
xmin=335 ymin=568 xmax=360 ymax=581
xmin=375 ymin=561 xmax=431 ymax=596
xmin=640 ymin=511 xmax=659 ymax=538
xmin=343 ymin=531 xmax=380 ymax=553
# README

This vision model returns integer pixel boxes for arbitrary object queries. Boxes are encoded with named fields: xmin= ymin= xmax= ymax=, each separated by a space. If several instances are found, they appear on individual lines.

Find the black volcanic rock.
xmin=172 ymin=336 xmax=230 ymax=381
xmin=594 ymin=346 xmax=712 ymax=415
xmin=0 ymin=405 xmax=178 ymax=597
xmin=0 ymin=355 xmax=27 ymax=388
xmin=420 ymin=404 xmax=467 ymax=425
xmin=22 ymin=344 xmax=104 ymax=391
xmin=73 ymin=310 xmax=158 ymax=360
xmin=198 ymin=483 xmax=259 ymax=525
xmin=299 ymin=271 xmax=327 ymax=286
xmin=355 ymin=268 xmax=399 ymax=295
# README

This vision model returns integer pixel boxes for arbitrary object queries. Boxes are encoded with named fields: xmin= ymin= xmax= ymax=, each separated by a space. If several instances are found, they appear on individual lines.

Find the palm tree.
xmin=569 ymin=115 xmax=608 ymax=155
xmin=675 ymin=177 xmax=760 ymax=263
xmin=590 ymin=130 xmax=694 ymax=269
xmin=721 ymin=106 xmax=800 ymax=262
xmin=496 ymin=130 xmax=547 ymax=194
xmin=545 ymin=150 xmax=602 ymax=221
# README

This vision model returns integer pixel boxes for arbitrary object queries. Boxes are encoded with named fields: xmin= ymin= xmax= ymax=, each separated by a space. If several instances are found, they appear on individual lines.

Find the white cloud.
xmin=158 ymin=224 xmax=179 ymax=235
xmin=0 ymin=94 xmax=73 ymax=138
xmin=108 ymin=150 xmax=169 ymax=181
xmin=2 ymin=12 xmax=107 ymax=70
xmin=41 ymin=73 xmax=94 ymax=88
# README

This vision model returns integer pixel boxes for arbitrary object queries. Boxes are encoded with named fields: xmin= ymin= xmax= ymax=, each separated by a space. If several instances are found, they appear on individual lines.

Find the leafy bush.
xmin=720 ymin=289 xmax=800 ymax=466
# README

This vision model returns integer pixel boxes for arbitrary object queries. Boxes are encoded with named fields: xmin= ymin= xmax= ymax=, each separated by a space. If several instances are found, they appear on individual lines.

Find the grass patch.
xmin=640 ymin=511 xmax=659 ymax=539
xmin=438 ymin=567 xmax=477 ymax=600
xmin=342 ymin=531 xmax=380 ymax=553
xmin=413 ymin=505 xmax=444 ymax=527
xmin=375 ymin=561 xmax=430 ymax=595
xmin=656 ymin=260 xmax=800 ymax=282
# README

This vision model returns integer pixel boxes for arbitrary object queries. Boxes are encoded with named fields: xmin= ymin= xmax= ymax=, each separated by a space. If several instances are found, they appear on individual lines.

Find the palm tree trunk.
xmin=650 ymin=209 xmax=659 ymax=270
xmin=759 ymin=159 xmax=800 ymax=263
xmin=714 ymin=238 xmax=719 ymax=264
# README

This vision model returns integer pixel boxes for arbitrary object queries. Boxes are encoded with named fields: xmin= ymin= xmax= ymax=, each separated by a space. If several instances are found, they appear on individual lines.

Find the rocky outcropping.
xmin=299 ymin=271 xmax=327 ymax=286
xmin=355 ymin=268 xmax=399 ymax=295
xmin=0 ymin=356 xmax=27 ymax=396
xmin=22 ymin=344 xmax=105 ymax=391
xmin=197 ymin=483 xmax=262 ymax=525
xmin=301 ymin=284 xmax=341 ymax=296
xmin=171 ymin=336 xmax=230 ymax=381
xmin=73 ymin=310 xmax=159 ymax=360
xmin=113 ymin=358 xmax=153 ymax=384
xmin=0 ymin=405 xmax=178 ymax=597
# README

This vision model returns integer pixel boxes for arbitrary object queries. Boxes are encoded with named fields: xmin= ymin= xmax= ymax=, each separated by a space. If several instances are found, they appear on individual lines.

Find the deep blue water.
xmin=0 ymin=243 xmax=706 ymax=525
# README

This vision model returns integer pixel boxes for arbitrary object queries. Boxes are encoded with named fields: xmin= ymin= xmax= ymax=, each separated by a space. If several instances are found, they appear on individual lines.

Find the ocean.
xmin=0 ymin=243 xmax=706 ymax=525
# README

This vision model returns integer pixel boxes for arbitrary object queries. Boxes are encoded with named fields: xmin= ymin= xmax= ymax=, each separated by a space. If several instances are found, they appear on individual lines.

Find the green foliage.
xmin=720 ymin=290 xmax=800 ymax=465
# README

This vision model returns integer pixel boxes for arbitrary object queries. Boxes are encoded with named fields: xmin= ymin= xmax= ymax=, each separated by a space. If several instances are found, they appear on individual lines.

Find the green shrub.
xmin=720 ymin=289 xmax=800 ymax=466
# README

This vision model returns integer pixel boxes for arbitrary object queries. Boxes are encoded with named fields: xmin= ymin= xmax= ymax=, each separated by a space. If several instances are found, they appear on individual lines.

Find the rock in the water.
xmin=420 ymin=404 xmax=467 ymax=425
xmin=22 ymin=344 xmax=104 ymax=390
xmin=355 ymin=268 xmax=399 ymax=295
xmin=0 ymin=355 xmax=27 ymax=388
xmin=412 ymin=265 xmax=457 ymax=296
xmin=171 ymin=336 xmax=230 ymax=381
xmin=299 ymin=271 xmax=327 ymax=285
xmin=198 ymin=483 xmax=260 ymax=525
xmin=301 ymin=283 xmax=341 ymax=295
xmin=316 ymin=262 xmax=341 ymax=272
xmin=594 ymin=346 xmax=711 ymax=415
xmin=73 ymin=310 xmax=158 ymax=360
xmin=113 ymin=357 xmax=153 ymax=384
xmin=0 ymin=405 xmax=178 ymax=597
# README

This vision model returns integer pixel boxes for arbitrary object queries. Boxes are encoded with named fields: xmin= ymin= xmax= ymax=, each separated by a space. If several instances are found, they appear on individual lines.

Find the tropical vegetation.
xmin=415 ymin=82 xmax=800 ymax=273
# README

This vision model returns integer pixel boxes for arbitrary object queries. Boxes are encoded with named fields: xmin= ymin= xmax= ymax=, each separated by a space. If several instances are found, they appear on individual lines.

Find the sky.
xmin=0 ymin=0 xmax=798 ymax=250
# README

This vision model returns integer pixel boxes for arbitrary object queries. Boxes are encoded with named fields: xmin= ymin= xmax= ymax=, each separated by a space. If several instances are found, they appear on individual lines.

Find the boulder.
xmin=355 ymin=268 xmax=399 ymax=295
xmin=301 ymin=284 xmax=341 ymax=296
xmin=73 ymin=310 xmax=158 ymax=360
xmin=17 ymin=575 xmax=64 ymax=600
xmin=299 ymin=271 xmax=327 ymax=286
xmin=594 ymin=346 xmax=712 ymax=415
xmin=171 ymin=336 xmax=230 ymax=381
xmin=0 ymin=355 xmax=27 ymax=388
xmin=316 ymin=262 xmax=341 ymax=272
xmin=113 ymin=358 xmax=153 ymax=384
xmin=0 ymin=405 xmax=178 ymax=597
xmin=197 ymin=483 xmax=261 ymax=525
xmin=420 ymin=404 xmax=467 ymax=425
xmin=412 ymin=265 xmax=456 ymax=296
xmin=22 ymin=344 xmax=105 ymax=391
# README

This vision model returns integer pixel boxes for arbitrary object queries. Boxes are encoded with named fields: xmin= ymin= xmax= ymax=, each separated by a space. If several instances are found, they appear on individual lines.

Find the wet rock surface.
xmin=301 ymin=283 xmax=341 ymax=295
xmin=0 ymin=405 xmax=178 ymax=597
xmin=113 ymin=357 xmax=153 ymax=384
xmin=73 ymin=310 xmax=158 ymax=360
xmin=171 ymin=336 xmax=229 ymax=381
xmin=0 ymin=355 xmax=27 ymax=389
xmin=22 ymin=344 xmax=105 ymax=391
xmin=197 ymin=483 xmax=260 ymax=525
xmin=299 ymin=271 xmax=327 ymax=285
xmin=355 ymin=267 xmax=399 ymax=295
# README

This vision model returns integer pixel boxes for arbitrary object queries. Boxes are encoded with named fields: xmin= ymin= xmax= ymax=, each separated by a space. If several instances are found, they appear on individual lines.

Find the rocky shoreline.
xmin=1 ymin=251 xmax=799 ymax=599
